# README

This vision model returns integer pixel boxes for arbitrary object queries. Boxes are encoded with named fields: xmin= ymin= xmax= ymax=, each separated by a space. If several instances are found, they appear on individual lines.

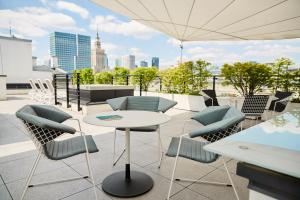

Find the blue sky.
xmin=1 ymin=0 xmax=300 ymax=69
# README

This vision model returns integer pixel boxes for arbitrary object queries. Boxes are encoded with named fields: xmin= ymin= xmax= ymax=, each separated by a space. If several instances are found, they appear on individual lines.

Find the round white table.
xmin=83 ymin=110 xmax=171 ymax=197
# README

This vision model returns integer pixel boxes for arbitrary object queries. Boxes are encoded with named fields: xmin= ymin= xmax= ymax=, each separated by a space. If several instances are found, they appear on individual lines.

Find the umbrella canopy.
xmin=90 ymin=0 xmax=300 ymax=41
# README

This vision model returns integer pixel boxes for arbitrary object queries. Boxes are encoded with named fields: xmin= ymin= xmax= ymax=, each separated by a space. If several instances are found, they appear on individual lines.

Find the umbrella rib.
xmin=181 ymin=0 xmax=196 ymax=41
xmin=187 ymin=0 xmax=288 ymax=40
xmin=230 ymin=15 xmax=300 ymax=34
xmin=185 ymin=0 xmax=236 ymax=40
xmin=137 ymin=0 xmax=176 ymax=38
xmin=162 ymin=0 xmax=181 ymax=40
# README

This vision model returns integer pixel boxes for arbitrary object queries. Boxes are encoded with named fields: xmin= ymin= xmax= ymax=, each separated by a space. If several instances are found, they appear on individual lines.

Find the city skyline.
xmin=1 ymin=0 xmax=300 ymax=69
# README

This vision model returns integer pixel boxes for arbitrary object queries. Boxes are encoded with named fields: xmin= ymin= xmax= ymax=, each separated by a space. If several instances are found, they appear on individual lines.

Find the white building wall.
xmin=0 ymin=36 xmax=51 ymax=84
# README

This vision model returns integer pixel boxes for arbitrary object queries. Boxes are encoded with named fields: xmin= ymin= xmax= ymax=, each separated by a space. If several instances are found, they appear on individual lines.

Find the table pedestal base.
xmin=102 ymin=170 xmax=154 ymax=197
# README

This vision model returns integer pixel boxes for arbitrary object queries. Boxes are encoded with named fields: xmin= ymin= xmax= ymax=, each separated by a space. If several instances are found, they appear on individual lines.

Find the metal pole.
xmin=126 ymin=75 xmax=129 ymax=85
xmin=180 ymin=41 xmax=183 ymax=65
xmin=53 ymin=74 xmax=58 ymax=105
xmin=213 ymin=76 xmax=217 ymax=91
xmin=66 ymin=74 xmax=70 ymax=108
xmin=159 ymin=77 xmax=162 ymax=92
xmin=140 ymin=75 xmax=142 ymax=96
xmin=76 ymin=73 xmax=81 ymax=111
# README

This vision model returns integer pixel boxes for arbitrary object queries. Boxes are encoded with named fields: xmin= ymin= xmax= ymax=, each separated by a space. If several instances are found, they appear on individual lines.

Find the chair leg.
xmin=167 ymin=136 xmax=183 ymax=200
xmin=21 ymin=152 xmax=42 ymax=200
xmin=174 ymin=178 xmax=232 ymax=186
xmin=82 ymin=134 xmax=98 ymax=200
xmin=113 ymin=128 xmax=116 ymax=165
xmin=222 ymin=157 xmax=239 ymax=200
xmin=157 ymin=126 xmax=164 ymax=168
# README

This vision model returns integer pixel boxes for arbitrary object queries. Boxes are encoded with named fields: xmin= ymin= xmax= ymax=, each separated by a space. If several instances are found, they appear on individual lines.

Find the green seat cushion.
xmin=44 ymin=135 xmax=99 ymax=160
xmin=166 ymin=137 xmax=218 ymax=163
xmin=116 ymin=125 xmax=158 ymax=132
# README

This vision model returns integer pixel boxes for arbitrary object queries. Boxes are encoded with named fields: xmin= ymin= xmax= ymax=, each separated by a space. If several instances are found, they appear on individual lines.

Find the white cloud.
xmin=0 ymin=7 xmax=84 ymax=38
xmin=129 ymin=47 xmax=148 ymax=61
xmin=56 ymin=1 xmax=89 ymax=19
xmin=244 ymin=44 xmax=300 ymax=58
xmin=90 ymin=15 xmax=157 ymax=39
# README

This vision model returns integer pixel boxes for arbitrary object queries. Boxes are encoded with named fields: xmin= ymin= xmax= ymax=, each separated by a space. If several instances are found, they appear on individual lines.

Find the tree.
xmin=80 ymin=68 xmax=94 ymax=84
xmin=131 ymin=67 xmax=158 ymax=91
xmin=193 ymin=60 xmax=212 ymax=92
xmin=273 ymin=58 xmax=294 ymax=91
xmin=159 ymin=60 xmax=212 ymax=94
xmin=94 ymin=71 xmax=113 ymax=84
xmin=72 ymin=68 xmax=94 ymax=84
xmin=291 ymin=69 xmax=300 ymax=102
xmin=221 ymin=62 xmax=273 ymax=96
xmin=113 ymin=67 xmax=130 ymax=85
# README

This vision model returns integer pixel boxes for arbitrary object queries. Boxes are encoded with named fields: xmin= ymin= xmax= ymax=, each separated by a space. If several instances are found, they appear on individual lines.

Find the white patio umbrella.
xmin=91 ymin=0 xmax=300 ymax=62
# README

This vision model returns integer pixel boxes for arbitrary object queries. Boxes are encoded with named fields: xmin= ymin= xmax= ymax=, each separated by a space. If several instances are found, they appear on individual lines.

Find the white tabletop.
xmin=83 ymin=110 xmax=171 ymax=128
xmin=204 ymin=110 xmax=300 ymax=179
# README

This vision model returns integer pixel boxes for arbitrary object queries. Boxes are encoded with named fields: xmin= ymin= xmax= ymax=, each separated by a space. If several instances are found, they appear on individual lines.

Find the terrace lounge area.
xmin=0 ymin=92 xmax=299 ymax=200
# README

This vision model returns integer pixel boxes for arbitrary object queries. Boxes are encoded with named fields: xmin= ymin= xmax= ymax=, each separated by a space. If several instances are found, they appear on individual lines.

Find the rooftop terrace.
xmin=0 ymin=94 xmax=262 ymax=200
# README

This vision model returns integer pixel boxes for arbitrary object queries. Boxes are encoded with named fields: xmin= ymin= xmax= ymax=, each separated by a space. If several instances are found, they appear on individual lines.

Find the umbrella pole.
xmin=180 ymin=41 xmax=183 ymax=64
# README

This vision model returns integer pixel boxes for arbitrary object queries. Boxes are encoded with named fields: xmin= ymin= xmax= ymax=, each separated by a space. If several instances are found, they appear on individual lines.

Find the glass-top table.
xmin=205 ymin=110 xmax=300 ymax=179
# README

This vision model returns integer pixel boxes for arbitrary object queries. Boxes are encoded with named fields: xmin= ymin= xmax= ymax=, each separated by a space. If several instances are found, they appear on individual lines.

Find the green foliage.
xmin=291 ymin=69 xmax=300 ymax=100
xmin=159 ymin=59 xmax=212 ymax=94
xmin=94 ymin=71 xmax=113 ymax=84
xmin=221 ymin=62 xmax=273 ymax=96
xmin=113 ymin=67 xmax=130 ymax=85
xmin=272 ymin=58 xmax=294 ymax=92
xmin=80 ymin=68 xmax=94 ymax=84
xmin=131 ymin=67 xmax=158 ymax=91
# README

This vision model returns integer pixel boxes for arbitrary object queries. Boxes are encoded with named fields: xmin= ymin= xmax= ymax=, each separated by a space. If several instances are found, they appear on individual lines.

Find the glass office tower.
xmin=76 ymin=34 xmax=91 ymax=70
xmin=50 ymin=32 xmax=91 ymax=72
xmin=152 ymin=57 xmax=159 ymax=68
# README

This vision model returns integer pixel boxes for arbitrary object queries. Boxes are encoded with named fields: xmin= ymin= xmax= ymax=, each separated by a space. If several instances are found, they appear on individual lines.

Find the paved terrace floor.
xmin=0 ymin=95 xmax=256 ymax=200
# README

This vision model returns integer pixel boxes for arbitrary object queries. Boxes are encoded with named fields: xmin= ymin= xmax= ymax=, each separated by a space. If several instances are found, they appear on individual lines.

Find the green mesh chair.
xmin=16 ymin=105 xmax=99 ymax=200
xmin=166 ymin=105 xmax=245 ymax=200
xmin=107 ymin=96 xmax=177 ymax=168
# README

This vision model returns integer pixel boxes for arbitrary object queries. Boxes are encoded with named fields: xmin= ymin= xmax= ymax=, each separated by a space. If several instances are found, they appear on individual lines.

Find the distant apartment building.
xmin=152 ymin=57 xmax=159 ymax=68
xmin=0 ymin=35 xmax=51 ymax=87
xmin=91 ymin=30 xmax=108 ymax=73
xmin=121 ymin=55 xmax=135 ymax=69
xmin=140 ymin=60 xmax=148 ymax=67
xmin=50 ymin=31 xmax=91 ymax=73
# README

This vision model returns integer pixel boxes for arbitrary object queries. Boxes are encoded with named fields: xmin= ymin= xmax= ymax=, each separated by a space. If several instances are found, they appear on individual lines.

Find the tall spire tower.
xmin=91 ymin=26 xmax=108 ymax=73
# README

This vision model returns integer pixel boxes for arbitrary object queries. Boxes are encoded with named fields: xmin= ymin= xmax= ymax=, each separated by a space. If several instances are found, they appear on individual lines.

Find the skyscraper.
xmin=76 ymin=34 xmax=91 ymax=70
xmin=122 ymin=55 xmax=135 ymax=69
xmin=50 ymin=31 xmax=91 ymax=73
xmin=152 ymin=57 xmax=159 ymax=68
xmin=140 ymin=60 xmax=148 ymax=67
xmin=91 ymin=30 xmax=108 ymax=73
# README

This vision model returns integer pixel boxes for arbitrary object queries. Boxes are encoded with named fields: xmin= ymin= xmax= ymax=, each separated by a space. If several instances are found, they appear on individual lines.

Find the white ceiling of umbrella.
xmin=90 ymin=0 xmax=300 ymax=41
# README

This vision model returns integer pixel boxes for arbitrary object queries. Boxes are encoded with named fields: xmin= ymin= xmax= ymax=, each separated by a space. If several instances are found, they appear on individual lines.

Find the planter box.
xmin=70 ymin=84 xmax=135 ymax=105
xmin=137 ymin=91 xmax=244 ymax=111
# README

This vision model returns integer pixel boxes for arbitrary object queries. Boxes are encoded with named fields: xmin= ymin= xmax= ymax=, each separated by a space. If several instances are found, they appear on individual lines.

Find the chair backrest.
xmin=16 ymin=105 xmax=75 ymax=155
xmin=241 ymin=95 xmax=269 ymax=115
xmin=37 ymin=79 xmax=47 ymax=92
xmin=190 ymin=106 xmax=245 ymax=143
xmin=126 ymin=96 xmax=160 ymax=112
xmin=202 ymin=89 xmax=219 ymax=107
xmin=45 ymin=79 xmax=55 ymax=94
xmin=29 ymin=79 xmax=39 ymax=92
xmin=268 ymin=91 xmax=293 ymax=112
xmin=107 ymin=96 xmax=177 ymax=113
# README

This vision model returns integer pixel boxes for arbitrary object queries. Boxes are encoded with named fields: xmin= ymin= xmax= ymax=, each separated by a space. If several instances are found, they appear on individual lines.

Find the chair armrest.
xmin=106 ymin=97 xmax=127 ymax=110
xmin=17 ymin=112 xmax=76 ymax=134
xmin=158 ymin=98 xmax=177 ymax=113
xmin=191 ymin=105 xmax=230 ymax=125
xmin=189 ymin=117 xmax=243 ymax=138
xmin=33 ymin=105 xmax=73 ymax=123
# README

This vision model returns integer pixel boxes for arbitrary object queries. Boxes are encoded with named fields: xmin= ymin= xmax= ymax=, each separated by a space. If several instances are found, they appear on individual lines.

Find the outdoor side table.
xmin=83 ymin=110 xmax=171 ymax=197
